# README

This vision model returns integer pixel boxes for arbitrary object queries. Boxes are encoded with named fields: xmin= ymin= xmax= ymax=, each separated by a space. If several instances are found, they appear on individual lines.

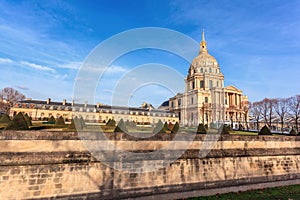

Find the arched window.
xmin=200 ymin=68 xmax=203 ymax=73
xmin=209 ymin=68 xmax=212 ymax=73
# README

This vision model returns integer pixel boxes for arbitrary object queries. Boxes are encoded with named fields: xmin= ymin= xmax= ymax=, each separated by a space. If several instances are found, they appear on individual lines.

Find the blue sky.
xmin=0 ymin=0 xmax=300 ymax=107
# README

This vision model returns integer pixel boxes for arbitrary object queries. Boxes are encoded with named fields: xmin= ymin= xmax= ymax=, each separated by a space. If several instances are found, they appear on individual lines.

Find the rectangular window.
xmin=200 ymin=81 xmax=204 ymax=88
xmin=191 ymin=97 xmax=194 ymax=104
xmin=192 ymin=81 xmax=195 ymax=89
xmin=178 ymin=99 xmax=181 ymax=106
xmin=171 ymin=102 xmax=174 ymax=108
xmin=205 ymin=97 xmax=208 ymax=103
xmin=209 ymin=80 xmax=213 ymax=88
xmin=217 ymin=81 xmax=219 ymax=87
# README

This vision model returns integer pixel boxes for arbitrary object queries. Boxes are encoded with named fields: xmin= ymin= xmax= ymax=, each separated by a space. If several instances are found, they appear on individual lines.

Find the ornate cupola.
xmin=186 ymin=30 xmax=224 ymax=91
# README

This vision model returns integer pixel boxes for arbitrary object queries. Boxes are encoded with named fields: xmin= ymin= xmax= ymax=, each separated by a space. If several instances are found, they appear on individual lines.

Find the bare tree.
xmin=273 ymin=98 xmax=289 ymax=133
xmin=242 ymin=100 xmax=249 ymax=131
xmin=249 ymin=101 xmax=262 ymax=131
xmin=288 ymin=95 xmax=300 ymax=132
xmin=261 ymin=98 xmax=275 ymax=129
xmin=0 ymin=87 xmax=25 ymax=114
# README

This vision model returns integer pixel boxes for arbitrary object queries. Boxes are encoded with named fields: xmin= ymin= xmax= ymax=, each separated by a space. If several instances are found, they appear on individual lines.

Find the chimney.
xmin=84 ymin=101 xmax=88 ymax=107
xmin=46 ymin=98 xmax=51 ymax=104
xmin=62 ymin=99 xmax=67 ymax=106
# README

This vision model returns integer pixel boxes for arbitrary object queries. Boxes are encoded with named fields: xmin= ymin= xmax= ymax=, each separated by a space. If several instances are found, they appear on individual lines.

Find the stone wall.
xmin=1 ymin=131 xmax=300 ymax=199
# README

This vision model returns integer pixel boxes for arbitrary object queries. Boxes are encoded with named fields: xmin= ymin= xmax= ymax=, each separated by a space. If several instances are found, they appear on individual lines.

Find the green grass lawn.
xmin=188 ymin=184 xmax=300 ymax=200
xmin=230 ymin=130 xmax=258 ymax=135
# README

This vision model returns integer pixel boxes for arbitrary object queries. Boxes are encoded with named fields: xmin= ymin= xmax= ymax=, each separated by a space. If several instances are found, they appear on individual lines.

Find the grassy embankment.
xmin=188 ymin=184 xmax=300 ymax=200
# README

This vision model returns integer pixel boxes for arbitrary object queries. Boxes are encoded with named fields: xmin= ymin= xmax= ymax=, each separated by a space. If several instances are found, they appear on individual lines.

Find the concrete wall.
xmin=1 ymin=131 xmax=300 ymax=199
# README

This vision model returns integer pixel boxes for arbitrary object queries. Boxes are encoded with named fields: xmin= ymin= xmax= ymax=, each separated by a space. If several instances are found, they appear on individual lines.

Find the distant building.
xmin=168 ymin=31 xmax=248 ymax=127
xmin=9 ymin=98 xmax=178 ymax=124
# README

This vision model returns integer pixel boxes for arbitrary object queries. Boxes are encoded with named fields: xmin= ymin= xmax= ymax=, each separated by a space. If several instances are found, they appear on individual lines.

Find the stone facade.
xmin=1 ymin=131 xmax=300 ymax=199
xmin=9 ymin=99 xmax=178 ymax=125
xmin=169 ymin=31 xmax=248 ymax=127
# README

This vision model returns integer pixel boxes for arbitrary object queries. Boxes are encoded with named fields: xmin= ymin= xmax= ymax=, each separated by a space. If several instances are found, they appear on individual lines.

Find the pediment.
xmin=225 ymin=85 xmax=242 ymax=92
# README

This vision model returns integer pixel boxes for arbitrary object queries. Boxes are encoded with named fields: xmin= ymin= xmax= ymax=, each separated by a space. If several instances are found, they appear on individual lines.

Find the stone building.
xmin=168 ymin=31 xmax=248 ymax=127
xmin=10 ymin=98 xmax=178 ymax=125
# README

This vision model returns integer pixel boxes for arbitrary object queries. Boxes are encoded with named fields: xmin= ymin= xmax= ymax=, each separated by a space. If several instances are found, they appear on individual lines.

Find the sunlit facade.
xmin=169 ymin=31 xmax=248 ymax=127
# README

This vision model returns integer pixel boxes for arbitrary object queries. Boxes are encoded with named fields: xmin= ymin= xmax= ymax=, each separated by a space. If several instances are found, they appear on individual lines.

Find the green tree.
xmin=5 ymin=112 xmax=29 ymax=130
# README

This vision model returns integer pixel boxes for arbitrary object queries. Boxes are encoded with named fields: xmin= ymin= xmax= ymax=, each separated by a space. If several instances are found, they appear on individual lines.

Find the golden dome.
xmin=191 ymin=53 xmax=218 ymax=69
xmin=189 ymin=30 xmax=220 ymax=75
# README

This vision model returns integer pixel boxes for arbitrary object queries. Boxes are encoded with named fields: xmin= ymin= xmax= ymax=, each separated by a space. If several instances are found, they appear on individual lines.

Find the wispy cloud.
xmin=20 ymin=61 xmax=56 ymax=73
xmin=14 ymin=85 xmax=29 ymax=91
xmin=80 ymin=64 xmax=128 ymax=74
xmin=0 ymin=57 xmax=13 ymax=64
xmin=58 ymin=61 xmax=82 ymax=70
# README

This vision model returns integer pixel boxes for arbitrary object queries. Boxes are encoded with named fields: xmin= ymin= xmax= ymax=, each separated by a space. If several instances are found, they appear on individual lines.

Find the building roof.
xmin=15 ymin=99 xmax=176 ymax=115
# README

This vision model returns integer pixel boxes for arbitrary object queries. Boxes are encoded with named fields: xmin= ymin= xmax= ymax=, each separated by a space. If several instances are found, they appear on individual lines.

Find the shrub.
xmin=125 ymin=120 xmax=136 ymax=128
xmin=79 ymin=116 xmax=86 ymax=128
xmin=290 ymin=128 xmax=297 ymax=136
xmin=0 ymin=114 xmax=11 ymax=123
xmin=259 ymin=125 xmax=271 ymax=135
xmin=114 ymin=119 xmax=128 ymax=133
xmin=197 ymin=123 xmax=207 ymax=134
xmin=153 ymin=120 xmax=167 ymax=133
xmin=221 ymin=124 xmax=231 ymax=135
xmin=68 ymin=116 xmax=83 ymax=130
xmin=164 ymin=122 xmax=170 ymax=131
xmin=55 ymin=116 xmax=65 ymax=125
xmin=5 ymin=112 xmax=29 ymax=130
xmin=24 ymin=113 xmax=32 ymax=126
xmin=48 ymin=116 xmax=56 ymax=124
xmin=171 ymin=122 xmax=179 ymax=134
xmin=106 ymin=119 xmax=116 ymax=126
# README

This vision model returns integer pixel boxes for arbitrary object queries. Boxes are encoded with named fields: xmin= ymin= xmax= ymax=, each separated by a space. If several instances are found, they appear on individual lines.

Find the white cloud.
xmin=58 ymin=61 xmax=82 ymax=70
xmin=14 ymin=85 xmax=29 ymax=91
xmin=0 ymin=57 xmax=14 ymax=64
xmin=20 ymin=61 xmax=56 ymax=73
xmin=80 ymin=64 xmax=128 ymax=74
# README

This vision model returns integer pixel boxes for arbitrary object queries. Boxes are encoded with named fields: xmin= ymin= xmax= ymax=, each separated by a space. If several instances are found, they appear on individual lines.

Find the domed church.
xmin=168 ymin=31 xmax=248 ymax=127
